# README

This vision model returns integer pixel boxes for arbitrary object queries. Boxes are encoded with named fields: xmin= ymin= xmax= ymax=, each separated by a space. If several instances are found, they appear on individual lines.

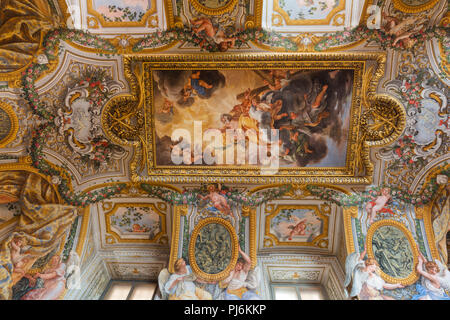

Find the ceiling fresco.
xmin=0 ymin=0 xmax=448 ymax=301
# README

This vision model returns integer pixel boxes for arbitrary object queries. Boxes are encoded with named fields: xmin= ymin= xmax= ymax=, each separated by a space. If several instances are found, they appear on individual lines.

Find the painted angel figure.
xmin=10 ymin=236 xmax=32 ymax=276
xmin=412 ymin=252 xmax=450 ymax=300
xmin=344 ymin=244 xmax=404 ymax=300
xmin=190 ymin=18 xmax=236 ymax=51
xmin=365 ymin=187 xmax=392 ymax=224
xmin=381 ymin=13 xmax=428 ymax=48
xmin=198 ymin=184 xmax=232 ymax=217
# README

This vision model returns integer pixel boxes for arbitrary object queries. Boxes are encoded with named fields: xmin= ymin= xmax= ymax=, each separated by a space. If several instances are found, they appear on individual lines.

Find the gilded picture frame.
xmin=188 ymin=217 xmax=239 ymax=281
xmin=189 ymin=0 xmax=238 ymax=16
xmin=392 ymin=0 xmax=440 ymax=13
xmin=366 ymin=219 xmax=420 ymax=286
xmin=103 ymin=53 xmax=403 ymax=184
xmin=264 ymin=204 xmax=330 ymax=248
xmin=0 ymin=101 xmax=19 ymax=148
xmin=103 ymin=202 xmax=167 ymax=244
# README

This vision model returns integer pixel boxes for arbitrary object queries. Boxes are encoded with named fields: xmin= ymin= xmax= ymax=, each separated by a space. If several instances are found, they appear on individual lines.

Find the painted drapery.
xmin=0 ymin=171 xmax=78 ymax=300
xmin=0 ymin=0 xmax=60 ymax=73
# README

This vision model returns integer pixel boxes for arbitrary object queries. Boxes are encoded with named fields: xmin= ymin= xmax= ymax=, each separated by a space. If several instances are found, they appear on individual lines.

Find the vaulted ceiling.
xmin=0 ymin=0 xmax=448 ymax=299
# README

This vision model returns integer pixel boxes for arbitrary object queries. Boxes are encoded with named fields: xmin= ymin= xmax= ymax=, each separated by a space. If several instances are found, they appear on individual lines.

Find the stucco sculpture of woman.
xmin=162 ymin=258 xmax=212 ymax=300
xmin=344 ymin=243 xmax=404 ymax=300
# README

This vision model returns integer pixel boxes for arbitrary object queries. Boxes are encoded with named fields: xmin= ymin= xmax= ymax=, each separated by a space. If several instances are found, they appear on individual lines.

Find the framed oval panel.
xmin=366 ymin=219 xmax=419 ymax=285
xmin=189 ymin=0 xmax=238 ymax=15
xmin=392 ymin=0 xmax=440 ymax=13
xmin=189 ymin=217 xmax=238 ymax=281
xmin=0 ymin=101 xmax=18 ymax=148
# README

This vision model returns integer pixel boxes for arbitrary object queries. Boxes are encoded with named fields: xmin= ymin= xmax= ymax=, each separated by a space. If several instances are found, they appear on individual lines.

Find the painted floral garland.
xmin=133 ymin=28 xmax=298 ymax=52
xmin=306 ymin=166 xmax=449 ymax=207
xmin=29 ymin=123 xmax=126 ymax=207
xmin=140 ymin=183 xmax=292 ymax=207
xmin=315 ymin=25 xmax=448 ymax=53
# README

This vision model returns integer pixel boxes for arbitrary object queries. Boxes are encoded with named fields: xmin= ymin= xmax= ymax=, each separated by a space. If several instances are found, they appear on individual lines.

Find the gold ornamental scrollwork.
xmin=101 ymin=60 xmax=145 ymax=145
xmin=360 ymin=64 xmax=406 ymax=147
xmin=355 ymin=64 xmax=406 ymax=174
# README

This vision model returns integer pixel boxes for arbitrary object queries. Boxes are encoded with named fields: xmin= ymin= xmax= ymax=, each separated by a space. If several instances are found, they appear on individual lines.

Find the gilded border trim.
xmin=366 ymin=219 xmax=419 ymax=286
xmin=168 ymin=205 xmax=188 ymax=273
xmin=188 ymin=217 xmax=239 ymax=281
xmin=392 ymin=0 xmax=440 ymax=13
xmin=242 ymin=206 xmax=257 ymax=269
xmin=75 ymin=206 xmax=90 ymax=257
xmin=189 ymin=0 xmax=238 ymax=16
xmin=343 ymin=206 xmax=358 ymax=255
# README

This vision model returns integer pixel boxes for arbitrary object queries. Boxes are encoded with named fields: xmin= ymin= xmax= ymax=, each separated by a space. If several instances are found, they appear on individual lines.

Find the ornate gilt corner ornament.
xmin=101 ymin=58 xmax=145 ymax=172
xmin=148 ymin=16 xmax=159 ymax=28
xmin=87 ymin=17 xmax=99 ymax=29
xmin=189 ymin=0 xmax=238 ymax=16
xmin=284 ymin=184 xmax=311 ymax=199
xmin=264 ymin=237 xmax=274 ymax=247
xmin=332 ymin=13 xmax=346 ymax=26
xmin=355 ymin=64 xmax=406 ymax=175
xmin=366 ymin=219 xmax=420 ymax=286
xmin=103 ymin=53 xmax=400 ymax=185
xmin=290 ymin=34 xmax=323 ymax=52
xmin=271 ymin=14 xmax=284 ymax=27
xmin=392 ymin=0 xmax=440 ymax=13
xmin=0 ymin=101 xmax=19 ymax=148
